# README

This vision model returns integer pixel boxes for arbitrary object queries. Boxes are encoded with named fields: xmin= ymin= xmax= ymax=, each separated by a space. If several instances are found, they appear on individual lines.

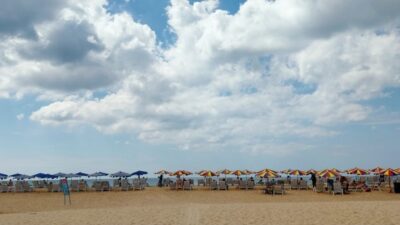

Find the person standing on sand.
xmin=311 ymin=173 xmax=317 ymax=192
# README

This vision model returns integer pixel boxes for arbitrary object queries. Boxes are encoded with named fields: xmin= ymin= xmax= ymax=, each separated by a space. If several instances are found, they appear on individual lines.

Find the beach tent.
xmin=10 ymin=173 xmax=30 ymax=180
xmin=131 ymin=170 xmax=148 ymax=179
xmin=110 ymin=171 xmax=131 ymax=177
xmin=0 ymin=173 xmax=7 ymax=179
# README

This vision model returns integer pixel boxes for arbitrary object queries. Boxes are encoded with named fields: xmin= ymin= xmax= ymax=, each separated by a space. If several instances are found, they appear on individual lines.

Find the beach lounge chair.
xmin=22 ymin=181 xmax=33 ymax=192
xmin=273 ymin=184 xmax=285 ymax=196
xmin=332 ymin=182 xmax=343 ymax=195
xmin=15 ymin=182 xmax=24 ymax=192
xmin=183 ymin=181 xmax=192 ymax=190
xmin=219 ymin=181 xmax=227 ymax=190
xmin=247 ymin=180 xmax=255 ymax=190
xmin=0 ymin=184 xmax=8 ymax=193
xmin=239 ymin=180 xmax=247 ymax=190
xmin=198 ymin=179 xmax=205 ymax=186
xmin=78 ymin=180 xmax=88 ymax=192
xmin=121 ymin=180 xmax=133 ymax=191
xmin=70 ymin=180 xmax=79 ymax=192
xmin=210 ymin=180 xmax=218 ymax=190
xmin=298 ymin=180 xmax=308 ymax=190
xmin=291 ymin=181 xmax=299 ymax=190
xmin=316 ymin=180 xmax=324 ymax=193
xmin=133 ymin=180 xmax=144 ymax=190
xmin=102 ymin=181 xmax=110 ymax=191
xmin=170 ymin=182 xmax=176 ymax=190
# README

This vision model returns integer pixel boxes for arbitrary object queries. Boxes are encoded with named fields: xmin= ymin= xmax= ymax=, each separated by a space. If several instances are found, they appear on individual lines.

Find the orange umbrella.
xmin=319 ymin=169 xmax=340 ymax=178
xmin=395 ymin=168 xmax=400 ymax=174
xmin=347 ymin=167 xmax=369 ymax=175
xmin=171 ymin=170 xmax=192 ymax=177
xmin=244 ymin=170 xmax=256 ymax=175
xmin=289 ymin=169 xmax=306 ymax=176
xmin=196 ymin=170 xmax=206 ymax=175
xmin=370 ymin=167 xmax=385 ymax=174
xmin=218 ymin=169 xmax=232 ymax=175
xmin=199 ymin=170 xmax=217 ymax=177
xmin=155 ymin=170 xmax=170 ymax=175
xmin=232 ymin=170 xmax=245 ymax=176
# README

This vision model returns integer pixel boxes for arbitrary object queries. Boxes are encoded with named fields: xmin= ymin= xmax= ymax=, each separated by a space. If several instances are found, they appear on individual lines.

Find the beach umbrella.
xmin=370 ymin=167 xmax=385 ymax=174
xmin=110 ymin=171 xmax=131 ymax=178
xmin=53 ymin=172 xmax=67 ymax=178
xmin=75 ymin=172 xmax=89 ymax=177
xmin=347 ymin=167 xmax=369 ymax=175
xmin=395 ymin=168 xmax=400 ymax=174
xmin=319 ymin=170 xmax=340 ymax=178
xmin=0 ymin=173 xmax=8 ymax=179
xmin=199 ymin=170 xmax=217 ymax=177
xmin=10 ymin=173 xmax=29 ymax=180
xmin=216 ymin=169 xmax=231 ymax=179
xmin=289 ymin=169 xmax=306 ymax=176
xmin=131 ymin=170 xmax=148 ymax=179
xmin=89 ymin=172 xmax=108 ymax=177
xmin=306 ymin=169 xmax=317 ymax=175
xmin=379 ymin=168 xmax=399 ymax=192
xmin=256 ymin=169 xmax=278 ymax=178
xmin=196 ymin=170 xmax=207 ymax=175
xmin=31 ymin=173 xmax=56 ymax=179
xmin=155 ymin=170 xmax=170 ymax=175
xmin=280 ymin=169 xmax=292 ymax=174
xmin=171 ymin=170 xmax=192 ymax=177
xmin=331 ymin=168 xmax=342 ymax=173
xmin=231 ymin=170 xmax=245 ymax=177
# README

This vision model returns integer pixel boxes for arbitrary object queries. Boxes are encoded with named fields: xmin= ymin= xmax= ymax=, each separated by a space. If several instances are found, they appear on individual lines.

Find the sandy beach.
xmin=1 ymin=188 xmax=399 ymax=225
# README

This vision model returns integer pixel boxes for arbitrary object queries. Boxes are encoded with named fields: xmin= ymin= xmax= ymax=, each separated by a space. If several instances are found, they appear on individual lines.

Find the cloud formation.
xmin=2 ymin=0 xmax=400 ymax=153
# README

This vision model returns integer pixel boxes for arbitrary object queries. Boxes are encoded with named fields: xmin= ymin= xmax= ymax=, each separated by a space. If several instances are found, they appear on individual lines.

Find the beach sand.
xmin=1 ymin=187 xmax=399 ymax=225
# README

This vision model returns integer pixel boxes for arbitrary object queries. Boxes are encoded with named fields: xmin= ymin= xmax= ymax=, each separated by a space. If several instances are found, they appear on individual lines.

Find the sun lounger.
xmin=78 ymin=181 xmax=88 ymax=192
xmin=291 ymin=181 xmax=299 ymax=190
xmin=170 ymin=182 xmax=176 ymax=190
xmin=198 ymin=179 xmax=205 ymax=186
xmin=70 ymin=180 xmax=79 ymax=192
xmin=298 ymin=180 xmax=308 ymax=190
xmin=273 ymin=184 xmax=285 ymax=196
xmin=15 ymin=182 xmax=24 ymax=192
xmin=133 ymin=180 xmax=144 ymax=190
xmin=218 ymin=181 xmax=227 ymax=190
xmin=239 ymin=180 xmax=247 ymax=190
xmin=316 ymin=180 xmax=325 ymax=193
xmin=183 ymin=181 xmax=192 ymax=190
xmin=332 ymin=182 xmax=343 ymax=195
xmin=121 ymin=180 xmax=133 ymax=191
xmin=22 ymin=181 xmax=33 ymax=192
xmin=247 ymin=180 xmax=255 ymax=190
xmin=0 ymin=184 xmax=8 ymax=193
xmin=210 ymin=180 xmax=218 ymax=190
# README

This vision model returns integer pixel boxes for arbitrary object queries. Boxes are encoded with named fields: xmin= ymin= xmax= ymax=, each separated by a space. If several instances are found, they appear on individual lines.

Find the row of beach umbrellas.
xmin=0 ymin=171 xmax=148 ymax=180
xmin=155 ymin=167 xmax=400 ymax=178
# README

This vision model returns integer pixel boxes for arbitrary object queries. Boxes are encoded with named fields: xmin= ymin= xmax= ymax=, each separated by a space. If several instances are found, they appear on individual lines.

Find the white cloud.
xmin=1 ymin=0 xmax=400 ymax=153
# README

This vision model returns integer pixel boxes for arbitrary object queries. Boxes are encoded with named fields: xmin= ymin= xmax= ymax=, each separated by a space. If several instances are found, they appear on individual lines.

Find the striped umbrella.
xmin=280 ymin=169 xmax=292 ymax=174
xmin=395 ymin=168 xmax=400 ymax=174
xmin=218 ymin=169 xmax=232 ymax=175
xmin=171 ymin=170 xmax=192 ymax=177
xmin=155 ymin=170 xmax=170 ymax=175
xmin=244 ymin=170 xmax=256 ymax=175
xmin=370 ymin=167 xmax=385 ymax=174
xmin=347 ymin=167 xmax=369 ymax=175
xmin=380 ymin=168 xmax=398 ymax=177
xmin=231 ymin=170 xmax=245 ymax=176
xmin=199 ymin=170 xmax=217 ymax=177
xmin=256 ymin=169 xmax=278 ymax=178
xmin=379 ymin=168 xmax=399 ymax=193
xmin=196 ymin=170 xmax=206 ymax=175
xmin=289 ymin=169 xmax=306 ymax=176
xmin=331 ymin=168 xmax=342 ymax=173
xmin=319 ymin=169 xmax=340 ymax=178
xmin=306 ymin=169 xmax=317 ymax=175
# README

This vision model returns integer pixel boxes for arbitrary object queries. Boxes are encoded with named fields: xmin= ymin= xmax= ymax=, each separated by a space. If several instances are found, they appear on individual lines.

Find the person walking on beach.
xmin=311 ymin=173 xmax=317 ymax=192
xmin=158 ymin=174 xmax=163 ymax=187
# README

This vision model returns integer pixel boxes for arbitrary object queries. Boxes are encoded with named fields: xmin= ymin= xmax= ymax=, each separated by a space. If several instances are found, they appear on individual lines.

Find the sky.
xmin=1 ymin=0 xmax=400 ymax=175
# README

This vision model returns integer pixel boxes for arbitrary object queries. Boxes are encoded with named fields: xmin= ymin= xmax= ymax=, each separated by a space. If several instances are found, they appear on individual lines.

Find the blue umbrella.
xmin=31 ymin=173 xmax=57 ymax=179
xmin=11 ymin=173 xmax=29 ymax=180
xmin=53 ymin=172 xmax=67 ymax=178
xmin=75 ymin=172 xmax=89 ymax=177
xmin=131 ymin=170 xmax=148 ymax=178
xmin=89 ymin=172 xmax=108 ymax=177
xmin=110 ymin=171 xmax=131 ymax=177
xmin=0 ymin=173 xmax=7 ymax=179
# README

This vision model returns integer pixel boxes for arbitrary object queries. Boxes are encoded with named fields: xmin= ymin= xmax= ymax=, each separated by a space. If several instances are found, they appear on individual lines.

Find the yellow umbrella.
xmin=319 ymin=169 xmax=340 ymax=178
xmin=280 ymin=169 xmax=292 ymax=174
xmin=244 ymin=170 xmax=256 ymax=175
xmin=289 ymin=169 xmax=306 ymax=176
xmin=347 ymin=167 xmax=369 ymax=175
xmin=331 ymin=168 xmax=342 ymax=173
xmin=256 ymin=169 xmax=278 ymax=178
xmin=218 ymin=169 xmax=232 ymax=175
xmin=395 ymin=168 xmax=400 ymax=174
xmin=171 ymin=170 xmax=192 ymax=177
xmin=232 ymin=170 xmax=245 ymax=176
xmin=200 ymin=170 xmax=217 ymax=177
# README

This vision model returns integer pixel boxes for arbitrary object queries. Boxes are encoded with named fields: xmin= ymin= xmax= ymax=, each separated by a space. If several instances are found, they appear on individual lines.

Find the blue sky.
xmin=1 ymin=0 xmax=400 ymax=175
